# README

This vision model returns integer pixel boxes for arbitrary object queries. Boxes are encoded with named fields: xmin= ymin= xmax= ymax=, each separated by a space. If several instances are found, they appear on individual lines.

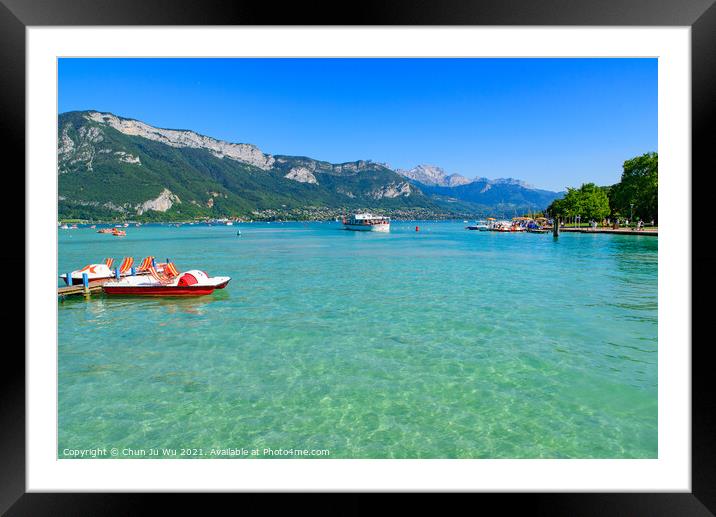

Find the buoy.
xmin=416 ymin=226 xmax=420 ymax=232
xmin=237 ymin=231 xmax=242 ymax=236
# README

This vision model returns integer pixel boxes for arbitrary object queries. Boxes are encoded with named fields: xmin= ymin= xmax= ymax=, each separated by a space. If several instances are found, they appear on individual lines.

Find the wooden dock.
xmin=57 ymin=279 xmax=108 ymax=299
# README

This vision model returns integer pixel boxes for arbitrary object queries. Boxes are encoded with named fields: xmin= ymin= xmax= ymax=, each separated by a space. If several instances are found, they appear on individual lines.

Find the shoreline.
xmin=59 ymin=220 xmax=658 ymax=236
xmin=553 ymin=227 xmax=658 ymax=236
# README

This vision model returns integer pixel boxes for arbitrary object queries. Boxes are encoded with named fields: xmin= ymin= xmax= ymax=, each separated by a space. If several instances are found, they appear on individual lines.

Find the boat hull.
xmin=343 ymin=223 xmax=390 ymax=232
xmin=102 ymin=274 xmax=230 ymax=296
xmin=214 ymin=279 xmax=230 ymax=289
xmin=103 ymin=285 xmax=217 ymax=296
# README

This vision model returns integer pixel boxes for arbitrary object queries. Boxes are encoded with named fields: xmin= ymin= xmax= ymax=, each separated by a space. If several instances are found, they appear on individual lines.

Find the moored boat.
xmin=466 ymin=220 xmax=489 ymax=231
xmin=342 ymin=213 xmax=390 ymax=232
xmin=103 ymin=269 xmax=230 ymax=296
xmin=490 ymin=220 xmax=512 ymax=232
xmin=60 ymin=263 xmax=115 ymax=285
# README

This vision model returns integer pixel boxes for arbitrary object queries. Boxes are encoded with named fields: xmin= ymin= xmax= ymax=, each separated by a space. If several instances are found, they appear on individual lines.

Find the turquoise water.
xmin=58 ymin=222 xmax=657 ymax=459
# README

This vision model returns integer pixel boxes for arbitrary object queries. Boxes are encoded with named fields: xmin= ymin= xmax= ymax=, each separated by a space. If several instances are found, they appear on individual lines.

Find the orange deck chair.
xmin=104 ymin=257 xmax=114 ymax=269
xmin=137 ymin=256 xmax=155 ymax=272
xmin=163 ymin=262 xmax=180 ymax=279
xmin=118 ymin=257 xmax=134 ymax=275
xmin=147 ymin=265 xmax=174 ymax=284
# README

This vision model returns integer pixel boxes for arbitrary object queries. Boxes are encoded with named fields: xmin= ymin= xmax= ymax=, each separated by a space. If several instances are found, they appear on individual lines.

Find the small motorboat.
xmin=97 ymin=228 xmax=113 ymax=234
xmin=112 ymin=228 xmax=126 ymax=237
xmin=466 ymin=220 xmax=489 ymax=231
xmin=103 ymin=269 xmax=230 ymax=296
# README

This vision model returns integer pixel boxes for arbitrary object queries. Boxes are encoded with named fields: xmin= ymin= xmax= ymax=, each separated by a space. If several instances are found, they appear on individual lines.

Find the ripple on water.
xmin=58 ymin=223 xmax=657 ymax=458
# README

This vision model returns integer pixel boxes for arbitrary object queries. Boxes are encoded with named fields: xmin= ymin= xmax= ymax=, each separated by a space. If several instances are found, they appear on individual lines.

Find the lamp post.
xmin=630 ymin=203 xmax=634 ymax=226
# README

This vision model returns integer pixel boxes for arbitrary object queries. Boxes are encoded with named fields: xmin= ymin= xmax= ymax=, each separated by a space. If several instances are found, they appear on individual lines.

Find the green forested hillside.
xmin=58 ymin=111 xmax=436 ymax=220
xmin=57 ymin=111 xmax=560 ymax=221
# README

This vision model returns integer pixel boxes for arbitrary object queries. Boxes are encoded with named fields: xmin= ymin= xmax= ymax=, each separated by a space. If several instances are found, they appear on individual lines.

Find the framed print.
xmin=2 ymin=0 xmax=712 ymax=513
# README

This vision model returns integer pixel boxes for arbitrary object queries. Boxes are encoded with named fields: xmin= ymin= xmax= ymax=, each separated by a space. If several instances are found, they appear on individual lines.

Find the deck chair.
xmin=137 ymin=256 xmax=155 ymax=272
xmin=104 ymin=257 xmax=114 ymax=269
xmin=163 ymin=262 xmax=180 ymax=279
xmin=147 ymin=265 xmax=174 ymax=284
xmin=118 ymin=257 xmax=134 ymax=274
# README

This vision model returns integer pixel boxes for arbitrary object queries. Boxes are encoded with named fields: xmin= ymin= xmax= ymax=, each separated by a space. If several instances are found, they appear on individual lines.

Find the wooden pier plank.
xmin=57 ymin=279 xmax=108 ymax=297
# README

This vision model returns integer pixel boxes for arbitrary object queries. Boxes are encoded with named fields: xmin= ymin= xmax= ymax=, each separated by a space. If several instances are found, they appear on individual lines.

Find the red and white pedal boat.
xmin=102 ymin=269 xmax=230 ymax=296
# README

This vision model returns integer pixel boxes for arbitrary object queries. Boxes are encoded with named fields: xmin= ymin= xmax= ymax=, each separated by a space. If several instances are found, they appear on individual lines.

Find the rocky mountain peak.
xmin=85 ymin=111 xmax=275 ymax=170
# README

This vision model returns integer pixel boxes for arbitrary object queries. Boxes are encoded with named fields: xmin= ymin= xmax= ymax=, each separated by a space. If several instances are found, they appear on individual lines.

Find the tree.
xmin=547 ymin=183 xmax=610 ymax=222
xmin=611 ymin=152 xmax=658 ymax=223
xmin=576 ymin=183 xmax=611 ymax=222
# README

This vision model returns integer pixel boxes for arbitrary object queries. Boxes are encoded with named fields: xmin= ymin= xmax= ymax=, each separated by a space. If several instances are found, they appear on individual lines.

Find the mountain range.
xmin=57 ymin=111 xmax=562 ymax=220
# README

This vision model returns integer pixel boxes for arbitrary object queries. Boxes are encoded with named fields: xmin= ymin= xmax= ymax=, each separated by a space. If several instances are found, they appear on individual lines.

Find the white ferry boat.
xmin=342 ymin=213 xmax=390 ymax=232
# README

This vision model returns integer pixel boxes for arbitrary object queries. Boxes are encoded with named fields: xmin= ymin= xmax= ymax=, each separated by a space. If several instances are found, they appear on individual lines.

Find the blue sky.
xmin=58 ymin=58 xmax=657 ymax=191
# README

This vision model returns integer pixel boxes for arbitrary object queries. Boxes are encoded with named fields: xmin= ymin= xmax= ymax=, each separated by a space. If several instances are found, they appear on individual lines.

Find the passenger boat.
xmin=103 ymin=268 xmax=230 ymax=296
xmin=112 ymin=228 xmax=126 ymax=237
xmin=490 ymin=220 xmax=512 ymax=232
xmin=342 ymin=213 xmax=390 ymax=232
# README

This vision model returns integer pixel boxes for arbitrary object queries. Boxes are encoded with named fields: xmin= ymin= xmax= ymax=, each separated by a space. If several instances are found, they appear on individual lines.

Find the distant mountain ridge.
xmin=396 ymin=164 xmax=538 ymax=190
xmin=395 ymin=164 xmax=561 ymax=214
xmin=57 ymin=111 xmax=561 ymax=220
xmin=395 ymin=164 xmax=472 ymax=187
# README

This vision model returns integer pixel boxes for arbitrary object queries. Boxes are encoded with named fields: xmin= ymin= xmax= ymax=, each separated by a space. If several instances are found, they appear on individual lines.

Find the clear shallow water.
xmin=58 ymin=222 xmax=657 ymax=458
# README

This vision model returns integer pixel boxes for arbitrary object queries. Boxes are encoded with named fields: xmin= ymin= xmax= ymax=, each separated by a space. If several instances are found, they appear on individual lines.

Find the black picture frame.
xmin=2 ymin=0 xmax=711 ymax=514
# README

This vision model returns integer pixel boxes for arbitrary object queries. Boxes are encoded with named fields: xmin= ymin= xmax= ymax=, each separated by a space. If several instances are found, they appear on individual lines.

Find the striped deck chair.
xmin=163 ymin=262 xmax=180 ymax=279
xmin=137 ymin=256 xmax=155 ymax=272
xmin=147 ymin=265 xmax=174 ymax=284
xmin=118 ymin=257 xmax=134 ymax=274
xmin=104 ymin=257 xmax=114 ymax=269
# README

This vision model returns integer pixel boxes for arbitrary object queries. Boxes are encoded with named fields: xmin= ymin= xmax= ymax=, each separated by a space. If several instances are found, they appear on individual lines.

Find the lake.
xmin=58 ymin=221 xmax=658 ymax=458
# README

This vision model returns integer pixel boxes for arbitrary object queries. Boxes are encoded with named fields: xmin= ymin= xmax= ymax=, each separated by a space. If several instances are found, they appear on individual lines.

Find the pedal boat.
xmin=60 ymin=263 xmax=116 ymax=285
xmin=102 ymin=269 xmax=230 ymax=296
